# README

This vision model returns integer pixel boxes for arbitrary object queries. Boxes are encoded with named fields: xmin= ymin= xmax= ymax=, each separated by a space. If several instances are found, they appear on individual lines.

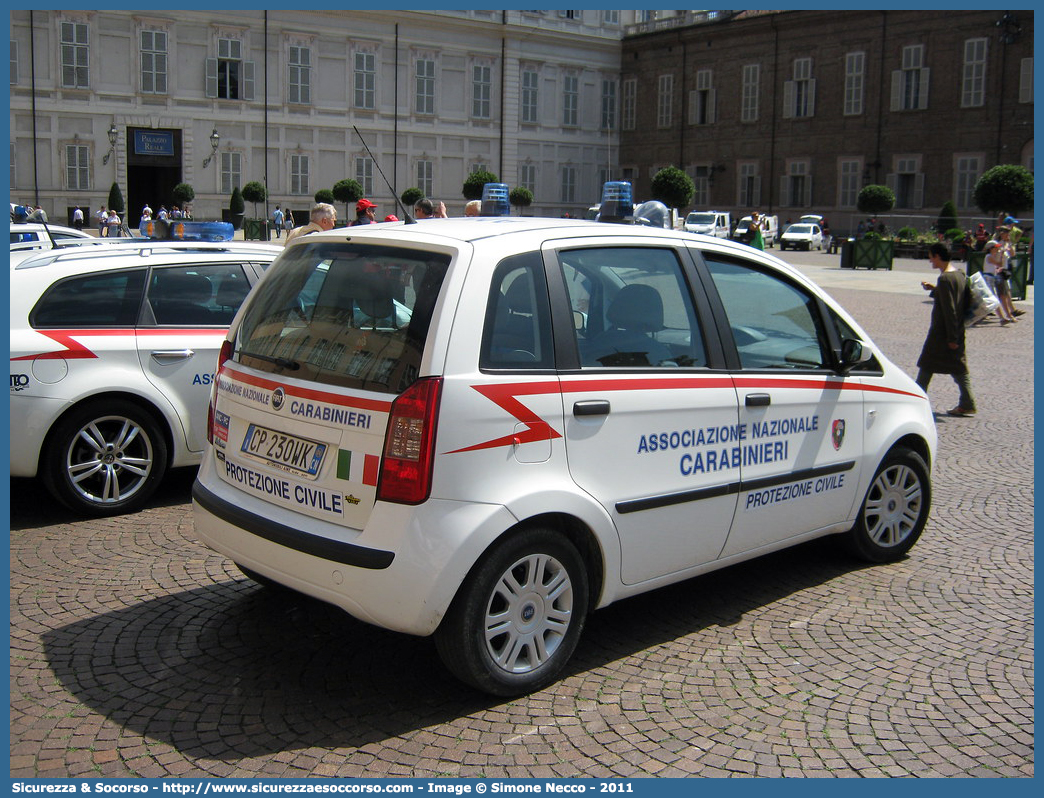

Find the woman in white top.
xmin=984 ymin=233 xmax=1017 ymax=324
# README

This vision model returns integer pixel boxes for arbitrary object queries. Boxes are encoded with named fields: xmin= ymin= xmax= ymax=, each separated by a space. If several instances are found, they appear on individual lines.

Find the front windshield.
xmin=687 ymin=213 xmax=716 ymax=224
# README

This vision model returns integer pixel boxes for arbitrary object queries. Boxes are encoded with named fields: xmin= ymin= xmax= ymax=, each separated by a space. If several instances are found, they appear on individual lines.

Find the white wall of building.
xmin=10 ymin=9 xmax=644 ymax=222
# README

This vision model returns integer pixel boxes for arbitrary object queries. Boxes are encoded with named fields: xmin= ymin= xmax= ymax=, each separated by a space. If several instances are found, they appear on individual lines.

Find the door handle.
xmin=573 ymin=400 xmax=611 ymax=417
xmin=151 ymin=349 xmax=195 ymax=362
xmin=745 ymin=393 xmax=771 ymax=407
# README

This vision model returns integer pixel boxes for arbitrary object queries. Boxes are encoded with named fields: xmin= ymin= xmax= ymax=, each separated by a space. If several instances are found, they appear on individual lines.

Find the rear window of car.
xmin=233 ymin=242 xmax=450 ymax=395
xmin=29 ymin=269 xmax=147 ymax=328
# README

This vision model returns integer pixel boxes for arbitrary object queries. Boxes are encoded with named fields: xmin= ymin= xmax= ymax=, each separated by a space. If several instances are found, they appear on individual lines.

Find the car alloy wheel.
xmin=43 ymin=400 xmax=168 ymax=516
xmin=847 ymin=447 xmax=930 ymax=562
xmin=435 ymin=527 xmax=589 ymax=695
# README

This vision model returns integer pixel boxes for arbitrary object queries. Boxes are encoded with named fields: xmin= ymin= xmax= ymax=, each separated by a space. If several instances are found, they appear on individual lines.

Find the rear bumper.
xmin=192 ymin=480 xmax=393 ymax=570
xmin=192 ymin=460 xmax=519 ymax=636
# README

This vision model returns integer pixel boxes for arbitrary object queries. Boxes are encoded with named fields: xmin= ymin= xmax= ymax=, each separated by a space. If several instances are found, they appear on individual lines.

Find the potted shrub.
xmin=854 ymin=185 xmax=895 ymax=269
xmin=973 ymin=164 xmax=1033 ymax=220
xmin=332 ymin=178 xmax=364 ymax=222
xmin=509 ymin=186 xmax=534 ymax=216
xmin=172 ymin=183 xmax=195 ymax=217
xmin=894 ymin=226 xmax=920 ymax=259
xmin=401 ymin=187 xmax=424 ymax=209
xmin=650 ymin=166 xmax=696 ymax=216
xmin=107 ymin=182 xmax=125 ymax=216
xmin=462 ymin=170 xmax=500 ymax=201
xmin=936 ymin=200 xmax=959 ymax=236
xmin=228 ymin=186 xmax=245 ymax=229
xmin=241 ymin=181 xmax=268 ymax=239
xmin=945 ymin=227 xmax=970 ymax=262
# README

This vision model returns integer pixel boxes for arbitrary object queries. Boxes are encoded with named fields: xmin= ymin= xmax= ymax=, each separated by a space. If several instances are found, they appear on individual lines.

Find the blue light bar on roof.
xmin=139 ymin=220 xmax=235 ymax=241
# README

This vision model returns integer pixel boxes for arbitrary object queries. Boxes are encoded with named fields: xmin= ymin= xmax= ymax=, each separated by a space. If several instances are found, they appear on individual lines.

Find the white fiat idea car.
xmin=10 ymin=238 xmax=279 ymax=516
xmin=193 ymin=217 xmax=936 ymax=695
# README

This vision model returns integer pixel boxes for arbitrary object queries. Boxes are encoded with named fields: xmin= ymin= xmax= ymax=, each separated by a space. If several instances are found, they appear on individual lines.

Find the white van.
xmin=193 ymin=218 xmax=936 ymax=696
xmin=684 ymin=210 xmax=731 ymax=238
xmin=733 ymin=215 xmax=779 ymax=247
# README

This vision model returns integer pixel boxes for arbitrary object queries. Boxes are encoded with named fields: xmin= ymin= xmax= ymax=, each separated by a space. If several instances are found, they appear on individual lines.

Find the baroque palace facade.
xmin=9 ymin=9 xmax=1034 ymax=231
xmin=9 ymin=9 xmax=640 ymax=223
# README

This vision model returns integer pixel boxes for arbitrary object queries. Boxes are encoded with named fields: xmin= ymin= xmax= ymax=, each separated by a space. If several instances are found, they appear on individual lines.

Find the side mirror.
xmin=837 ymin=338 xmax=871 ymax=373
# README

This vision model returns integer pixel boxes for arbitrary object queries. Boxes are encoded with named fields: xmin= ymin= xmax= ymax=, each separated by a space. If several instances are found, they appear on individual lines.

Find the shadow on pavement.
xmin=9 ymin=468 xmax=199 ymax=532
xmin=40 ymin=536 xmax=869 ymax=760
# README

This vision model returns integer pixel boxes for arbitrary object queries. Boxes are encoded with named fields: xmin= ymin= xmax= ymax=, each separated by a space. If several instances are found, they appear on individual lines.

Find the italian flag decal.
xmin=337 ymin=450 xmax=381 ymax=486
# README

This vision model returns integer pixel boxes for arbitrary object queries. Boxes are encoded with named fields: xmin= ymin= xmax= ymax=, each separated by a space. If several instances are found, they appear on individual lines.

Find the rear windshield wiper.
xmin=236 ymin=349 xmax=301 ymax=371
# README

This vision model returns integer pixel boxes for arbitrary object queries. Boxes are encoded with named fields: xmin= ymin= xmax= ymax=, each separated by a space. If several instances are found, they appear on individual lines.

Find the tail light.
xmin=377 ymin=377 xmax=443 ymax=505
xmin=218 ymin=339 xmax=234 ymax=371
xmin=207 ymin=340 xmax=235 ymax=445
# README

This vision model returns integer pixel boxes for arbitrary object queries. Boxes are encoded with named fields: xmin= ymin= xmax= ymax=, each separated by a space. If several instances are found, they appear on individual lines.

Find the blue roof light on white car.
xmin=597 ymin=181 xmax=633 ymax=224
xmin=139 ymin=220 xmax=235 ymax=242
xmin=480 ymin=183 xmax=511 ymax=217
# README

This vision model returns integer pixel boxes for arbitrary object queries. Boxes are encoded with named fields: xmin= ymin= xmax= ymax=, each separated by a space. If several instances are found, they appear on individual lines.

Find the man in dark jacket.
xmin=916 ymin=243 xmax=976 ymax=417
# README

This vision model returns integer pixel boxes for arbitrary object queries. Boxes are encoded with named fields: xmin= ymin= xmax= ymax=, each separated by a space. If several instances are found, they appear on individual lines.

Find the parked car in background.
xmin=684 ymin=211 xmax=731 ymax=238
xmin=193 ymin=217 xmax=936 ymax=696
xmin=10 ymin=239 xmax=280 ymax=516
xmin=11 ymin=222 xmax=93 ymax=251
xmin=10 ymin=222 xmax=144 ymax=267
xmin=779 ymin=222 xmax=824 ymax=251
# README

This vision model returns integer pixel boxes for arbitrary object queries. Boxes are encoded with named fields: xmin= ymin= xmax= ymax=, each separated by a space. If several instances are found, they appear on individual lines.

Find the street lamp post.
xmin=102 ymin=124 xmax=117 ymax=165
xmin=202 ymin=128 xmax=220 ymax=168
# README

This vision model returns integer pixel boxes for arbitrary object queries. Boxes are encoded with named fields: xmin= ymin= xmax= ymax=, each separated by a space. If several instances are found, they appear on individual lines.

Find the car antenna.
xmin=353 ymin=125 xmax=416 ymax=224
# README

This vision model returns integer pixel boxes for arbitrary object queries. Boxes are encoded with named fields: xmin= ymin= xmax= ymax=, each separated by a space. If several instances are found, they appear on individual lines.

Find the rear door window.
xmin=558 ymin=246 xmax=707 ymax=368
xmin=480 ymin=252 xmax=554 ymax=369
xmin=146 ymin=263 xmax=252 ymax=326
xmin=233 ymin=243 xmax=450 ymax=395
xmin=30 ymin=269 xmax=147 ymax=328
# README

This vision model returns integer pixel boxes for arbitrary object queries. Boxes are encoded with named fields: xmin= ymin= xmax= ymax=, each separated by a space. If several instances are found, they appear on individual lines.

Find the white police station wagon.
xmin=192 ymin=217 xmax=936 ymax=695
xmin=10 ymin=236 xmax=279 ymax=516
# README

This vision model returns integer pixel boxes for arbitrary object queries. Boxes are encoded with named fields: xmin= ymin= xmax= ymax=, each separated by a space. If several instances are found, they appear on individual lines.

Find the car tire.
xmin=42 ymin=399 xmax=168 ymax=517
xmin=435 ymin=526 xmax=589 ymax=696
xmin=845 ymin=447 xmax=930 ymax=563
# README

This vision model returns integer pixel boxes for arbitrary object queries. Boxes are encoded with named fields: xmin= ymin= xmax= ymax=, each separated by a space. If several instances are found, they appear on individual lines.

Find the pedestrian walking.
xmin=96 ymin=206 xmax=108 ymax=235
xmin=72 ymin=206 xmax=84 ymax=230
xmin=916 ymin=242 xmax=976 ymax=417
xmin=984 ymin=235 xmax=1018 ymax=324
xmin=272 ymin=206 xmax=284 ymax=238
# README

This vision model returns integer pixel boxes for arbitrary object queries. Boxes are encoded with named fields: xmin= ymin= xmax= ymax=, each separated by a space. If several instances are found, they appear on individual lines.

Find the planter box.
xmin=243 ymin=218 xmax=269 ymax=240
xmin=852 ymin=239 xmax=893 ymax=270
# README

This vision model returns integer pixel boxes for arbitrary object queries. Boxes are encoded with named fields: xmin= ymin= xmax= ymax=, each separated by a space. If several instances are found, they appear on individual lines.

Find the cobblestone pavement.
xmin=10 ymin=254 xmax=1033 ymax=778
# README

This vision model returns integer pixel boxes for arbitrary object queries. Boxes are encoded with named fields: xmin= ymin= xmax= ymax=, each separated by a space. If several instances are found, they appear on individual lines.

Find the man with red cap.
xmin=352 ymin=198 xmax=377 ymax=226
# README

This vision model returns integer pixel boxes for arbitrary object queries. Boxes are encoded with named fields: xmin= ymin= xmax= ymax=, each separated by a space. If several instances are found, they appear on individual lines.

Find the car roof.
xmin=12 ymin=239 xmax=281 ymax=277
xmin=285 ymin=216 xmax=815 ymax=286
xmin=290 ymin=216 xmax=716 ymax=246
